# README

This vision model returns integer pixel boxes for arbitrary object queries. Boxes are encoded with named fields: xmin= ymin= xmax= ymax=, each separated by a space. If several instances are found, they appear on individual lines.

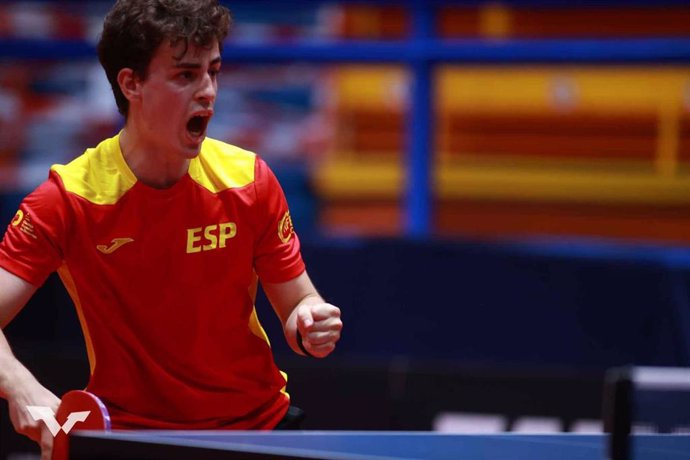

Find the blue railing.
xmin=3 ymin=0 xmax=690 ymax=236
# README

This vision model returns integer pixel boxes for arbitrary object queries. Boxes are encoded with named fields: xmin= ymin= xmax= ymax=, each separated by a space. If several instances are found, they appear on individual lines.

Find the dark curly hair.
xmin=97 ymin=0 xmax=231 ymax=117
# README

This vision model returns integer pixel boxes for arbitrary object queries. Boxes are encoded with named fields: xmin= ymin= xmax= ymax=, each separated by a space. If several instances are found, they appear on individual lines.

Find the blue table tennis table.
xmin=68 ymin=431 xmax=690 ymax=460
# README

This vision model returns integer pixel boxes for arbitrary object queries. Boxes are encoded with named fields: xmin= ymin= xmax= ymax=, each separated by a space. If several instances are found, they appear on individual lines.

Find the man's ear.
xmin=117 ymin=68 xmax=142 ymax=104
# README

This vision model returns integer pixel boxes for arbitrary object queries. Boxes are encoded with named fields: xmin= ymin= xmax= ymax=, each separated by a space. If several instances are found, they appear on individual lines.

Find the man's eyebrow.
xmin=174 ymin=57 xmax=222 ymax=69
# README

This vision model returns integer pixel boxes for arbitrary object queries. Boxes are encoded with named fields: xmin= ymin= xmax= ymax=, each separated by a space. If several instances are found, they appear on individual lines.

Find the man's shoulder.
xmin=201 ymin=137 xmax=256 ymax=158
xmin=49 ymin=135 xmax=136 ymax=205
xmin=191 ymin=138 xmax=258 ymax=193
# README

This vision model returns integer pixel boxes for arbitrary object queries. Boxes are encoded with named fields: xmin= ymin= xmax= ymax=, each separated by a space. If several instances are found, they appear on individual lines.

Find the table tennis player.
xmin=0 ymin=1 xmax=343 ymax=458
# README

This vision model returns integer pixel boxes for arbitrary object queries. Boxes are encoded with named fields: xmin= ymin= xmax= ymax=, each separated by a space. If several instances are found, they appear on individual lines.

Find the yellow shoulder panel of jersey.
xmin=189 ymin=138 xmax=256 ymax=193
xmin=50 ymin=134 xmax=137 ymax=205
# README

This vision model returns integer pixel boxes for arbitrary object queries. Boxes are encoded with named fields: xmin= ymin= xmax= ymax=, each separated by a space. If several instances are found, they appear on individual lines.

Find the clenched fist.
xmin=295 ymin=303 xmax=342 ymax=358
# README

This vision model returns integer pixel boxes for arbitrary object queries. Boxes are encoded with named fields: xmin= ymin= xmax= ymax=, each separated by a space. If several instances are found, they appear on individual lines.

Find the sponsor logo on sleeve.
xmin=11 ymin=210 xmax=37 ymax=240
xmin=11 ymin=210 xmax=23 ymax=226
xmin=278 ymin=211 xmax=294 ymax=244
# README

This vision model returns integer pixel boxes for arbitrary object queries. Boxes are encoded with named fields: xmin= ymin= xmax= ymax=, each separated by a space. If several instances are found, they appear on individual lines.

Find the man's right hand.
xmin=4 ymin=363 xmax=60 ymax=460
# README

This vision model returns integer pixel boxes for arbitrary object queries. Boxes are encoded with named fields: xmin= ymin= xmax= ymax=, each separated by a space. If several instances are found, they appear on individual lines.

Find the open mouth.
xmin=186 ymin=114 xmax=211 ymax=139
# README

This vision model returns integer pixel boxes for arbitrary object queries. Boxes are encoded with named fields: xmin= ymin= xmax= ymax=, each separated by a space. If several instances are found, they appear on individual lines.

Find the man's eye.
xmin=179 ymin=71 xmax=194 ymax=80
xmin=209 ymin=69 xmax=220 ymax=78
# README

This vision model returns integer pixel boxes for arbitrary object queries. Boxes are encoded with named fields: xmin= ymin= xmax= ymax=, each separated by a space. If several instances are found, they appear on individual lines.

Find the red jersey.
xmin=0 ymin=134 xmax=305 ymax=429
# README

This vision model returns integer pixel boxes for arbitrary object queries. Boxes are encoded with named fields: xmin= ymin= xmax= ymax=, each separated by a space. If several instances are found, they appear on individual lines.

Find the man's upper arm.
xmin=0 ymin=176 xmax=67 ymax=287
xmin=252 ymin=157 xmax=305 ymax=284
xmin=0 ymin=267 xmax=37 ymax=329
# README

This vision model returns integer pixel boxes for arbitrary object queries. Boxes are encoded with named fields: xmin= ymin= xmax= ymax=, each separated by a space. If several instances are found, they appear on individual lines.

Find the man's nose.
xmin=196 ymin=74 xmax=216 ymax=106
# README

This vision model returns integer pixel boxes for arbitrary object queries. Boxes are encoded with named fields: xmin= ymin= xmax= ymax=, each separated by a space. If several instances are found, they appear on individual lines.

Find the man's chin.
xmin=182 ymin=138 xmax=204 ymax=157
xmin=184 ymin=148 xmax=202 ymax=159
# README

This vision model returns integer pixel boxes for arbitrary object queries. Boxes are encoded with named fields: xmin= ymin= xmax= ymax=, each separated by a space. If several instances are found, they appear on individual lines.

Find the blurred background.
xmin=3 ymin=0 xmax=690 ymax=457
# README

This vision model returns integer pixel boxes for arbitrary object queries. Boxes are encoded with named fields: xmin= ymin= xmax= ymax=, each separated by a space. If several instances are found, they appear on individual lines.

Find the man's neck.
xmin=119 ymin=124 xmax=190 ymax=189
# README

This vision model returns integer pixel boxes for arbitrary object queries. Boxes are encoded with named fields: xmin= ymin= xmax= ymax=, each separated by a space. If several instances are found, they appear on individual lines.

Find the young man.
xmin=0 ymin=0 xmax=342 ymax=457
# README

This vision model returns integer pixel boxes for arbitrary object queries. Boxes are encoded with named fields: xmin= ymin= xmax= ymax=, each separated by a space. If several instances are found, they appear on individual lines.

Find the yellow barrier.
xmin=318 ymin=66 xmax=690 ymax=205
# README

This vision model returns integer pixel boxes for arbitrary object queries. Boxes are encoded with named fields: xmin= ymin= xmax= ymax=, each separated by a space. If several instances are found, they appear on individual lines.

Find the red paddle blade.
xmin=52 ymin=390 xmax=111 ymax=460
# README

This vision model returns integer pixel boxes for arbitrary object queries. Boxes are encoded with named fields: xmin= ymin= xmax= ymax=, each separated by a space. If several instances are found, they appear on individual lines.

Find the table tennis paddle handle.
xmin=51 ymin=390 xmax=111 ymax=460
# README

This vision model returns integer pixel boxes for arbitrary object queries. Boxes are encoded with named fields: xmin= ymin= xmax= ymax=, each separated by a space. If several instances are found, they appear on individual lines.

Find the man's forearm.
xmin=283 ymin=293 xmax=323 ymax=353
xmin=0 ymin=330 xmax=33 ymax=399
xmin=0 ymin=268 xmax=41 ymax=398
xmin=263 ymin=271 xmax=341 ymax=358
